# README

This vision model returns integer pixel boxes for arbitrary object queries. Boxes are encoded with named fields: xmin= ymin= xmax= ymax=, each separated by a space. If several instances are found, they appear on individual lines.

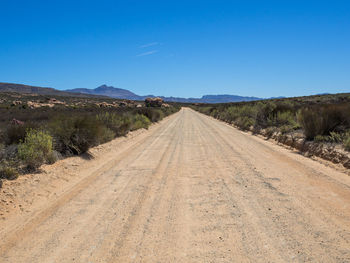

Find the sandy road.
xmin=1 ymin=108 xmax=350 ymax=262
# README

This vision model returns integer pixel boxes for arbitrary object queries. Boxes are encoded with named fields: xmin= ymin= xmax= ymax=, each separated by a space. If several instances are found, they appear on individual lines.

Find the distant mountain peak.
xmin=96 ymin=84 xmax=116 ymax=91
xmin=66 ymin=84 xmax=264 ymax=103
xmin=66 ymin=85 xmax=139 ymax=100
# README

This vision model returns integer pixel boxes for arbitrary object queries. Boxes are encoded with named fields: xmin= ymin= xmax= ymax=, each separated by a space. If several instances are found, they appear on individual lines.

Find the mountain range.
xmin=66 ymin=85 xmax=263 ymax=103
xmin=0 ymin=82 xmax=265 ymax=103
xmin=0 ymin=82 xmax=107 ymax=98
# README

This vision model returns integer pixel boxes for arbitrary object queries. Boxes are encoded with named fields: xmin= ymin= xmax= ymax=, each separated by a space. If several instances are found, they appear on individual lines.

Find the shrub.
xmin=96 ymin=112 xmax=131 ymax=136
xmin=18 ymin=129 xmax=53 ymax=169
xmin=46 ymin=151 xmax=60 ymax=164
xmin=344 ymin=133 xmax=350 ymax=151
xmin=265 ymin=127 xmax=277 ymax=138
xmin=5 ymin=125 xmax=26 ymax=145
xmin=0 ymin=143 xmax=4 ymax=160
xmin=280 ymin=125 xmax=293 ymax=134
xmin=99 ymin=125 xmax=115 ymax=143
xmin=255 ymin=102 xmax=276 ymax=128
xmin=130 ymin=114 xmax=151 ymax=130
xmin=5 ymin=122 xmax=38 ymax=145
xmin=315 ymin=132 xmax=341 ymax=143
xmin=221 ymin=106 xmax=240 ymax=123
xmin=275 ymin=111 xmax=297 ymax=127
xmin=49 ymin=116 xmax=114 ymax=155
xmin=236 ymin=116 xmax=255 ymax=130
xmin=137 ymin=108 xmax=165 ymax=122
xmin=48 ymin=117 xmax=75 ymax=154
xmin=297 ymin=106 xmax=344 ymax=140
xmin=0 ymin=166 xmax=19 ymax=180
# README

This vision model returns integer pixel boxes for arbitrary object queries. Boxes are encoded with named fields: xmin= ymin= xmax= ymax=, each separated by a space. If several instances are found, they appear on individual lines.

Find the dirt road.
xmin=1 ymin=108 xmax=350 ymax=262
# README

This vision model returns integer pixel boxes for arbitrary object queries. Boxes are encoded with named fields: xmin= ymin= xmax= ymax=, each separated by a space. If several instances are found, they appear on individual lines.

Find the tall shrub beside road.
xmin=18 ymin=129 xmax=53 ymax=169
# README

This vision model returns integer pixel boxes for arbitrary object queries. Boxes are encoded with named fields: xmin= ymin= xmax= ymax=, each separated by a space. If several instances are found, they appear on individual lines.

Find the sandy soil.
xmin=1 ymin=108 xmax=350 ymax=262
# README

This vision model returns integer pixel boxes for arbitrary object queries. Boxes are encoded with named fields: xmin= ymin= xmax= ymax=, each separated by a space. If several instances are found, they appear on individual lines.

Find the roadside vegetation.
xmin=0 ymin=93 xmax=180 ymax=185
xmin=191 ymin=93 xmax=350 ymax=153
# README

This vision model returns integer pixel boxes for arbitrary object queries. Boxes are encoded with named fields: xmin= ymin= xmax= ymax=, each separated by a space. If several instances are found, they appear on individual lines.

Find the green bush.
xmin=219 ymin=105 xmax=257 ymax=128
xmin=49 ymin=116 xmax=111 ymax=155
xmin=96 ymin=112 xmax=131 ymax=136
xmin=275 ymin=111 xmax=297 ymax=127
xmin=236 ymin=116 xmax=255 ymax=130
xmin=297 ymin=106 xmax=344 ymax=140
xmin=137 ymin=108 xmax=165 ymax=122
xmin=255 ymin=102 xmax=276 ymax=128
xmin=99 ymin=125 xmax=115 ymax=143
xmin=18 ymin=129 xmax=53 ymax=169
xmin=0 ymin=166 xmax=19 ymax=180
xmin=130 ymin=114 xmax=151 ymax=130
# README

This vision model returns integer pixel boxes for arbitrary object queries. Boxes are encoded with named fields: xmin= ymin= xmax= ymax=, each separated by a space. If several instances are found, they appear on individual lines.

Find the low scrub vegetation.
xmin=297 ymin=104 xmax=349 ymax=140
xmin=0 ymin=93 xmax=180 ymax=184
xmin=0 ymin=166 xmax=19 ymax=180
xmin=18 ymin=129 xmax=53 ymax=170
xmin=191 ymin=93 xmax=350 ymax=151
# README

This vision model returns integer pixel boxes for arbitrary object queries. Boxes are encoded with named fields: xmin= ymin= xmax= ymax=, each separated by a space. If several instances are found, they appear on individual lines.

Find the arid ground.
xmin=1 ymin=108 xmax=350 ymax=262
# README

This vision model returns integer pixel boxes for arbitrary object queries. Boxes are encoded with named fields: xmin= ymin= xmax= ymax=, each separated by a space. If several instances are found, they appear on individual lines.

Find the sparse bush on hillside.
xmin=18 ymin=129 xmax=53 ymax=169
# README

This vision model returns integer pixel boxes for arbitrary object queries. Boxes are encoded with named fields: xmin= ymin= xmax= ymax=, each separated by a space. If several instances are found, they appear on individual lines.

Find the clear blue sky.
xmin=1 ymin=0 xmax=349 ymax=98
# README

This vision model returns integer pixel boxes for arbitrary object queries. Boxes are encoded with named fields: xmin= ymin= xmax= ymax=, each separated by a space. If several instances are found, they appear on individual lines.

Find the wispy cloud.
xmin=136 ymin=50 xmax=158 ymax=57
xmin=139 ymin=42 xmax=159 ymax=48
